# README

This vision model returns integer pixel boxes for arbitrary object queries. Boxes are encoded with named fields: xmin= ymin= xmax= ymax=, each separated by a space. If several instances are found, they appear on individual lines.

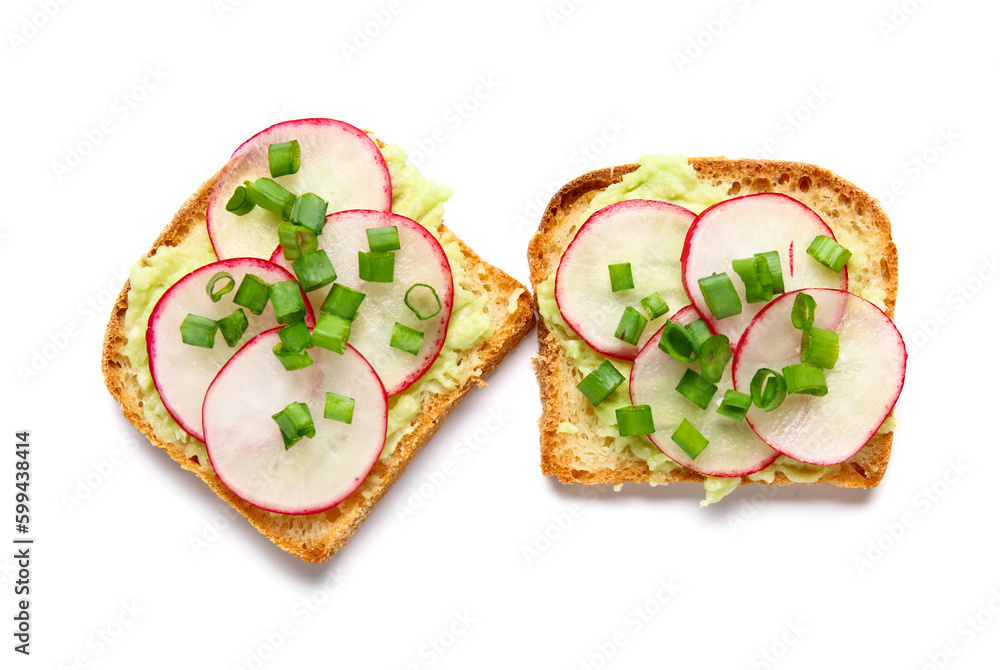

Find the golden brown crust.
xmin=102 ymin=171 xmax=535 ymax=563
xmin=528 ymin=158 xmax=897 ymax=491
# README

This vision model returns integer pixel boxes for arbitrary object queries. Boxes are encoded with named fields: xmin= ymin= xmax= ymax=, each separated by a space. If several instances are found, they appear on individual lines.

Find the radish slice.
xmin=207 ymin=118 xmax=392 ymax=260
xmin=271 ymin=210 xmax=453 ymax=396
xmin=203 ymin=330 xmax=387 ymax=515
xmin=630 ymin=306 xmax=779 ymax=477
xmin=147 ymin=259 xmax=314 ymax=442
xmin=555 ymin=200 xmax=696 ymax=360
xmin=733 ymin=289 xmax=906 ymax=465
xmin=681 ymin=193 xmax=847 ymax=344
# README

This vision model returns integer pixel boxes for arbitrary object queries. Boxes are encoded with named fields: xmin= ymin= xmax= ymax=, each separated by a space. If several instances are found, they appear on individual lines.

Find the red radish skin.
xmin=271 ymin=210 xmax=454 ymax=396
xmin=147 ymin=258 xmax=314 ymax=442
xmin=207 ymin=118 xmax=392 ymax=260
xmin=203 ymin=330 xmax=387 ymax=515
xmin=681 ymin=193 xmax=847 ymax=345
xmin=732 ymin=289 xmax=906 ymax=466
xmin=555 ymin=199 xmax=697 ymax=360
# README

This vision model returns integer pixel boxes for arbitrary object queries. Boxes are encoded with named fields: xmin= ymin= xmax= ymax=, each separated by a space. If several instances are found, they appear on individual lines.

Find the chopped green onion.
xmin=217 ymin=308 xmax=249 ymax=347
xmin=807 ymin=235 xmax=852 ymax=272
xmin=640 ymin=292 xmax=669 ymax=319
xmin=278 ymin=320 xmax=311 ymax=353
xmin=367 ymin=226 xmax=401 ymax=252
xmin=675 ymin=368 xmax=718 ymax=410
xmin=791 ymin=292 xmax=817 ymax=330
xmin=608 ymin=263 xmax=634 ymax=292
xmin=404 ymin=283 xmax=442 ymax=321
xmin=291 ymin=249 xmax=337 ymax=292
xmin=278 ymin=223 xmax=318 ymax=261
xmin=698 ymin=334 xmax=732 ymax=384
xmin=225 ymin=186 xmax=255 ymax=216
xmin=698 ymin=272 xmax=742 ymax=319
xmin=272 ymin=343 xmax=313 ymax=371
xmin=782 ymin=363 xmax=828 ymax=396
xmin=750 ymin=368 xmax=787 ymax=411
xmin=616 ymin=404 xmax=655 ymax=437
xmin=358 ymin=251 xmax=395 ymax=283
xmin=244 ymin=178 xmax=295 ymax=221
xmin=577 ymin=360 xmax=625 ymax=406
xmin=179 ymin=313 xmax=218 ymax=348
xmin=801 ymin=326 xmax=839 ymax=369
xmin=755 ymin=250 xmax=785 ymax=294
xmin=206 ymin=271 xmax=235 ymax=302
xmin=658 ymin=321 xmax=697 ymax=362
xmin=390 ymin=322 xmax=424 ymax=356
xmin=267 ymin=140 xmax=300 ymax=178
xmin=671 ymin=418 xmax=709 ymax=459
xmin=614 ymin=306 xmax=647 ymax=346
xmin=290 ymin=192 xmax=328 ymax=235
xmin=321 ymin=283 xmax=366 ymax=321
xmin=311 ymin=313 xmax=351 ymax=354
xmin=233 ymin=274 xmax=271 ymax=315
xmin=269 ymin=280 xmax=306 ymax=325
xmin=717 ymin=390 xmax=752 ymax=421
xmin=271 ymin=401 xmax=314 ymax=449
xmin=731 ymin=255 xmax=774 ymax=303
xmin=686 ymin=319 xmax=713 ymax=353
xmin=324 ymin=392 xmax=355 ymax=424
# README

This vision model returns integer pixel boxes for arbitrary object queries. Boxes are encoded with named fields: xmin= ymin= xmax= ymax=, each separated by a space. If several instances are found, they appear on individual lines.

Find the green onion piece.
xmin=269 ymin=280 xmax=306 ymax=325
xmin=698 ymin=334 xmax=732 ymax=384
xmin=179 ymin=313 xmax=218 ymax=348
xmin=206 ymin=271 xmax=235 ymax=302
xmin=616 ymin=404 xmax=655 ymax=437
xmin=686 ymin=319 xmax=713 ymax=353
xmin=225 ymin=186 xmax=255 ymax=216
xmin=267 ymin=140 xmax=300 ymax=178
xmin=404 ymin=283 xmax=442 ymax=321
xmin=614 ymin=306 xmax=647 ymax=346
xmin=290 ymin=192 xmax=328 ymax=235
xmin=717 ymin=390 xmax=752 ymax=421
xmin=358 ymin=251 xmax=395 ymax=283
xmin=698 ymin=273 xmax=742 ymax=319
xmin=233 ymin=274 xmax=271 ymax=316
xmin=750 ymin=368 xmax=787 ymax=411
xmin=675 ymin=368 xmax=718 ymax=410
xmin=311 ymin=313 xmax=351 ymax=354
xmin=272 ymin=343 xmax=313 ymax=371
xmin=807 ymin=235 xmax=852 ymax=272
xmin=321 ymin=283 xmax=366 ymax=321
xmin=755 ymin=250 xmax=785 ymax=294
xmin=608 ymin=263 xmax=634 ymax=292
xmin=324 ymin=392 xmax=355 ymax=424
xmin=278 ymin=320 xmax=311 ymax=353
xmin=390 ymin=322 xmax=424 ymax=356
xmin=658 ymin=321 xmax=697 ymax=362
xmin=291 ymin=249 xmax=337 ymax=292
xmin=791 ymin=292 xmax=817 ymax=330
xmin=671 ymin=418 xmax=709 ymax=459
xmin=244 ymin=178 xmax=295 ymax=221
xmin=640 ymin=292 xmax=669 ymax=320
xmin=801 ymin=326 xmax=839 ymax=369
xmin=217 ymin=308 xmax=249 ymax=347
xmin=366 ymin=226 xmax=401 ymax=253
xmin=278 ymin=223 xmax=318 ymax=262
xmin=731 ymin=255 xmax=774 ymax=303
xmin=576 ymin=360 xmax=625 ymax=406
xmin=782 ymin=363 xmax=829 ymax=396
xmin=271 ymin=401 xmax=314 ymax=449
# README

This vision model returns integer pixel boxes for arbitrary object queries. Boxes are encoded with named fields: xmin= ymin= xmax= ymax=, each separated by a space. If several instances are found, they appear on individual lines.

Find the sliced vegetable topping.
xmin=358 ymin=251 xmax=395 ymax=283
xmin=697 ymin=334 xmax=732 ymax=384
xmin=278 ymin=223 xmax=318 ymax=261
xmin=716 ymin=390 xmax=752 ymax=421
xmin=290 ymin=192 xmax=328 ymax=235
xmin=731 ymin=255 xmax=773 ymax=303
xmin=782 ymin=363 xmax=828 ymax=396
xmin=267 ymin=140 xmax=301 ymax=178
xmin=324 ymin=392 xmax=355 ymax=424
xmin=244 ymin=178 xmax=295 ymax=221
xmin=312 ymin=313 xmax=351 ymax=354
xmin=608 ymin=263 xmax=634 ymax=292
xmin=801 ymin=326 xmax=839 ymax=369
xmin=697 ymin=272 xmax=742 ymax=320
xmin=616 ymin=404 xmax=655 ymax=437
xmin=750 ymin=367 xmax=786 ymax=411
xmin=390 ymin=322 xmax=423 ymax=356
xmin=180 ymin=314 xmax=218 ymax=349
xmin=225 ymin=186 xmax=255 ymax=216
xmin=640 ymin=292 xmax=669 ymax=320
xmin=270 ymin=280 xmax=307 ymax=325
xmin=277 ymin=320 xmax=311 ymax=353
xmin=755 ymin=250 xmax=785 ymax=294
xmin=615 ymin=306 xmax=647 ymax=346
xmin=206 ymin=272 xmax=235 ymax=302
xmin=272 ymin=344 xmax=314 ymax=371
xmin=367 ymin=226 xmax=401 ymax=253
xmin=271 ymin=401 xmax=314 ymax=450
xmin=658 ymin=321 xmax=697 ymax=362
xmin=675 ymin=368 xmax=718 ymax=410
xmin=217 ymin=308 xmax=249 ymax=347
xmin=233 ymin=273 xmax=271 ymax=316
xmin=577 ymin=360 xmax=625 ymax=406
xmin=791 ymin=292 xmax=817 ymax=330
xmin=321 ymin=283 xmax=366 ymax=321
xmin=291 ymin=249 xmax=337 ymax=292
xmin=404 ymin=283 xmax=442 ymax=321
xmin=671 ymin=418 xmax=708 ymax=459
xmin=807 ymin=235 xmax=852 ymax=272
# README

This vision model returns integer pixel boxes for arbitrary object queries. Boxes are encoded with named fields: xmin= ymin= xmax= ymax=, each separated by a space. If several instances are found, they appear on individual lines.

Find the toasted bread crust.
xmin=528 ymin=158 xmax=897 ymax=490
xmin=103 ymin=172 xmax=534 ymax=563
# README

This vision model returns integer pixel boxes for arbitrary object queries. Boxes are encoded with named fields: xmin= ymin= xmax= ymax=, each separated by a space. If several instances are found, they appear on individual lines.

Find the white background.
xmin=3 ymin=0 xmax=999 ymax=668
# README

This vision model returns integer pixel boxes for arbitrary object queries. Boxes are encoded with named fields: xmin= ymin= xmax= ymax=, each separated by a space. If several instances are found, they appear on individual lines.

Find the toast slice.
xmin=102 ymin=146 xmax=535 ymax=562
xmin=529 ymin=157 xmax=898 ymax=494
